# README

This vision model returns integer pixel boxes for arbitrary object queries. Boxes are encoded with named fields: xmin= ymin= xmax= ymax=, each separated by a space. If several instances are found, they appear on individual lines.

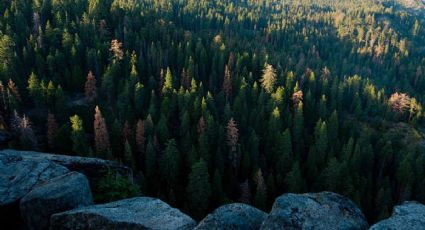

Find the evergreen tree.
xmin=8 ymin=79 xmax=21 ymax=102
xmin=123 ymin=140 xmax=134 ymax=169
xmin=239 ymin=180 xmax=252 ymax=204
xmin=19 ymin=116 xmax=37 ymax=150
xmin=0 ymin=35 xmax=15 ymax=78
xmin=223 ymin=65 xmax=232 ymax=100
xmin=94 ymin=106 xmax=111 ymax=158
xmin=161 ymin=139 xmax=181 ymax=191
xmin=27 ymin=72 xmax=42 ymax=106
xmin=293 ymin=101 xmax=304 ymax=154
xmin=84 ymin=71 xmax=97 ymax=103
xmin=70 ymin=114 xmax=87 ymax=155
xmin=212 ymin=169 xmax=226 ymax=205
xmin=145 ymin=137 xmax=156 ymax=180
xmin=260 ymin=63 xmax=277 ymax=93
xmin=135 ymin=119 xmax=146 ymax=155
xmin=162 ymin=67 xmax=173 ymax=93
xmin=254 ymin=169 xmax=267 ymax=210
xmin=46 ymin=113 xmax=58 ymax=150
xmin=285 ymin=162 xmax=307 ymax=193
xmin=226 ymin=118 xmax=239 ymax=168
xmin=186 ymin=159 xmax=211 ymax=220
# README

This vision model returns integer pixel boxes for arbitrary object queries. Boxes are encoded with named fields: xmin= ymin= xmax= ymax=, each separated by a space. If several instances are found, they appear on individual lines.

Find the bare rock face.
xmin=0 ymin=149 xmax=132 ymax=184
xmin=20 ymin=172 xmax=93 ymax=230
xmin=50 ymin=197 xmax=197 ymax=230
xmin=196 ymin=203 xmax=267 ymax=230
xmin=370 ymin=201 xmax=425 ymax=230
xmin=0 ymin=152 xmax=70 ymax=228
xmin=260 ymin=192 xmax=368 ymax=230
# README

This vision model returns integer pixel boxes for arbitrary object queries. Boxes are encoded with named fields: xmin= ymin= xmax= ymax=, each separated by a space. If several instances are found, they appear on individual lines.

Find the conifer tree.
xmin=293 ymin=101 xmax=304 ymax=154
xmin=162 ymin=68 xmax=173 ymax=93
xmin=94 ymin=106 xmax=111 ymax=158
xmin=161 ymin=139 xmax=181 ymax=190
xmin=254 ymin=169 xmax=267 ymax=210
xmin=110 ymin=39 xmax=124 ymax=60
xmin=226 ymin=118 xmax=238 ymax=152
xmin=239 ymin=180 xmax=251 ymax=204
xmin=276 ymin=129 xmax=293 ymax=186
xmin=122 ymin=120 xmax=131 ymax=142
xmin=27 ymin=72 xmax=42 ymax=106
xmin=46 ymin=113 xmax=58 ymax=150
xmin=186 ymin=159 xmax=211 ymax=220
xmin=0 ymin=35 xmax=15 ymax=77
xmin=212 ymin=169 xmax=226 ymax=205
xmin=145 ymin=137 xmax=156 ymax=180
xmin=260 ymin=63 xmax=277 ymax=93
xmin=123 ymin=140 xmax=134 ymax=169
xmin=8 ymin=79 xmax=21 ymax=102
xmin=70 ymin=114 xmax=87 ymax=155
xmin=19 ymin=115 xmax=37 ymax=150
xmin=285 ymin=162 xmax=307 ymax=193
xmin=226 ymin=118 xmax=239 ymax=168
xmin=223 ymin=65 xmax=232 ymax=100
xmin=84 ymin=71 xmax=97 ymax=103
xmin=135 ymin=119 xmax=146 ymax=154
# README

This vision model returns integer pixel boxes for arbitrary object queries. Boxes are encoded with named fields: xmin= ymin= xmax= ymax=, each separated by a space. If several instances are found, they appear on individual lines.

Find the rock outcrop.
xmin=0 ymin=152 xmax=70 ymax=228
xmin=4 ymin=149 xmax=425 ymax=230
xmin=50 ymin=197 xmax=197 ymax=230
xmin=261 ymin=192 xmax=369 ymax=230
xmin=370 ymin=201 xmax=425 ymax=230
xmin=0 ymin=149 xmax=132 ymax=184
xmin=20 ymin=172 xmax=93 ymax=230
xmin=196 ymin=203 xmax=267 ymax=230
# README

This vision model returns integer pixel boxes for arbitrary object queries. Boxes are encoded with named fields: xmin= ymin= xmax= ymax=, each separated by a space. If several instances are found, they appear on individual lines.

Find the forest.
xmin=1 ymin=0 xmax=425 ymax=223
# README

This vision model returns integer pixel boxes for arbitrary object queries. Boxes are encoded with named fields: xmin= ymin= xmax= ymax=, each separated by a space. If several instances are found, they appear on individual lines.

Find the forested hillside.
xmin=1 ymin=0 xmax=425 ymax=223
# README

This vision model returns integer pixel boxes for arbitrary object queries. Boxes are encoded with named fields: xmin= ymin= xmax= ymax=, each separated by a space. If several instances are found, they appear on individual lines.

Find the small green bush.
xmin=94 ymin=171 xmax=141 ymax=203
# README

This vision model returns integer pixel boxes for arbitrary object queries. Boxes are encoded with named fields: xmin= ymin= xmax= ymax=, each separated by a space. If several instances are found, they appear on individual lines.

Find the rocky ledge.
xmin=50 ymin=197 xmax=196 ymax=230
xmin=0 ymin=149 xmax=132 ymax=182
xmin=1 ymin=149 xmax=425 ymax=230
xmin=261 ymin=192 xmax=369 ymax=229
xmin=196 ymin=203 xmax=267 ymax=230
xmin=370 ymin=201 xmax=425 ymax=230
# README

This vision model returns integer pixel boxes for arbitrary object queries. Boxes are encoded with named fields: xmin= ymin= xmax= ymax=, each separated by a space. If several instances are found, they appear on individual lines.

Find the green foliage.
xmin=161 ymin=139 xmax=181 ymax=190
xmin=94 ymin=171 xmax=141 ymax=203
xmin=186 ymin=159 xmax=211 ymax=220
xmin=1 ymin=0 xmax=425 ymax=222
xmin=70 ymin=115 xmax=88 ymax=155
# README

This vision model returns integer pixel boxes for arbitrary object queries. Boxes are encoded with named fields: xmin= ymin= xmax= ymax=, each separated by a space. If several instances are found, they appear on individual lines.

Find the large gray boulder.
xmin=196 ymin=203 xmax=267 ymax=230
xmin=50 ymin=197 xmax=197 ymax=230
xmin=0 ymin=152 xmax=70 ymax=228
xmin=0 ymin=149 xmax=132 ymax=184
xmin=370 ymin=201 xmax=425 ymax=230
xmin=20 ymin=172 xmax=93 ymax=230
xmin=0 ymin=153 xmax=70 ymax=206
xmin=261 ymin=192 xmax=368 ymax=230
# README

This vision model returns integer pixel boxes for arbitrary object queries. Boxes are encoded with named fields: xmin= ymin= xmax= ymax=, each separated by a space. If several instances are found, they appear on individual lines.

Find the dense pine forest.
xmin=1 ymin=0 xmax=425 ymax=223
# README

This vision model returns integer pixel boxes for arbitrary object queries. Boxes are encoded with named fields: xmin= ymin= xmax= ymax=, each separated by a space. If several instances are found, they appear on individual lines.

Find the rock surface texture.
xmin=0 ymin=152 xmax=70 ymax=206
xmin=0 ymin=149 xmax=132 ymax=183
xmin=260 ymin=192 xmax=369 ymax=230
xmin=0 ymin=151 xmax=70 ymax=228
xmin=50 ymin=197 xmax=197 ymax=230
xmin=370 ymin=201 xmax=425 ymax=230
xmin=20 ymin=172 xmax=93 ymax=230
xmin=196 ymin=203 xmax=267 ymax=230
